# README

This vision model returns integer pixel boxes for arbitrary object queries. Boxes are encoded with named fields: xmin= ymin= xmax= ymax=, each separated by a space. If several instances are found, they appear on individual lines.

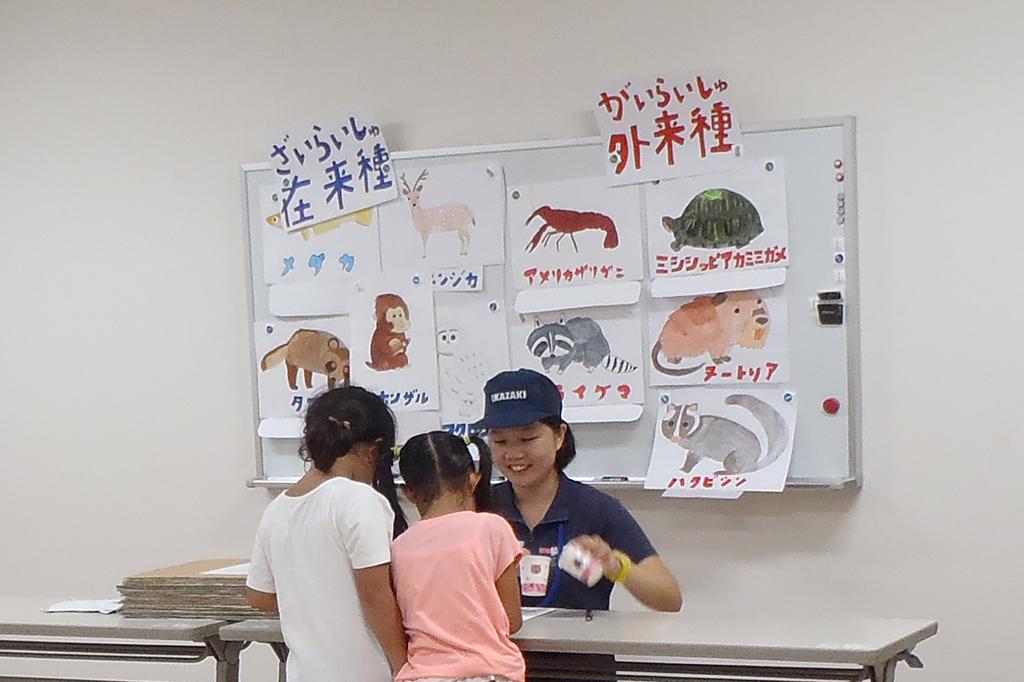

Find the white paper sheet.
xmin=203 ymin=563 xmax=250 ymax=576
xmin=508 ymin=178 xmax=643 ymax=291
xmin=521 ymin=607 xmax=557 ymax=623
xmin=268 ymin=116 xmax=398 ymax=232
xmin=268 ymin=281 xmax=357 ymax=318
xmin=435 ymin=279 xmax=509 ymax=426
xmin=645 ymin=387 xmax=797 ymax=496
xmin=514 ymin=281 xmax=642 ymax=314
xmin=350 ymin=279 xmax=439 ymax=412
xmin=649 ymin=268 xmax=785 ymax=298
xmin=378 ymin=161 xmax=506 ymax=270
xmin=511 ymin=306 xmax=645 ymax=408
xmin=255 ymin=318 xmax=353 ymax=419
xmin=260 ymin=187 xmax=381 ymax=285
xmin=647 ymin=286 xmax=790 ymax=387
xmin=594 ymin=72 xmax=743 ymax=185
xmin=646 ymin=159 xmax=789 ymax=291
xmin=46 ymin=599 xmax=123 ymax=615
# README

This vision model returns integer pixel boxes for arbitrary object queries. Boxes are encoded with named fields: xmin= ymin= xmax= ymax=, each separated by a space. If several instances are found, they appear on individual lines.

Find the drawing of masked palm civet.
xmin=437 ymin=326 xmax=492 ymax=420
xmin=661 ymin=395 xmax=789 ymax=475
xmin=651 ymin=291 xmax=769 ymax=376
xmin=527 ymin=317 xmax=638 ymax=375
xmin=525 ymin=207 xmax=619 ymax=253
xmin=400 ymin=170 xmax=476 ymax=257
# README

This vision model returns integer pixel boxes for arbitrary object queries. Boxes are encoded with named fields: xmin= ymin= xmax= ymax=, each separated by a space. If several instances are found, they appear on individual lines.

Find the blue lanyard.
xmin=538 ymin=522 xmax=566 ymax=608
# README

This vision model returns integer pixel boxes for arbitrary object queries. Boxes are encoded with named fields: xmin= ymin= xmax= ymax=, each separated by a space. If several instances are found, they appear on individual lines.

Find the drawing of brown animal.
xmin=261 ymin=329 xmax=350 ymax=390
xmin=525 ymin=206 xmax=619 ymax=253
xmin=651 ymin=291 xmax=770 ymax=376
xmin=367 ymin=293 xmax=411 ymax=371
xmin=400 ymin=170 xmax=475 ymax=257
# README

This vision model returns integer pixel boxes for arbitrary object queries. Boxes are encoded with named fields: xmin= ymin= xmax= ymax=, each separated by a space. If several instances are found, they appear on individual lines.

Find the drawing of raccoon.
xmin=526 ymin=316 xmax=638 ymax=375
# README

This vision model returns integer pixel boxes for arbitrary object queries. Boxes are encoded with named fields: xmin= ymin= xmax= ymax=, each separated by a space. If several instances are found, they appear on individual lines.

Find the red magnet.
xmin=822 ymin=398 xmax=841 ymax=415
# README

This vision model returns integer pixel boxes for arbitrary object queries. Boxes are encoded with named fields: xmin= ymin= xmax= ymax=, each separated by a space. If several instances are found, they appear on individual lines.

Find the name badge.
xmin=519 ymin=555 xmax=551 ymax=597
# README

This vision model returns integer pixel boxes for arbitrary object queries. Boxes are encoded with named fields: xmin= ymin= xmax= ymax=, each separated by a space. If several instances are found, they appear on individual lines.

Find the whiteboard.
xmin=241 ymin=117 xmax=861 ymax=489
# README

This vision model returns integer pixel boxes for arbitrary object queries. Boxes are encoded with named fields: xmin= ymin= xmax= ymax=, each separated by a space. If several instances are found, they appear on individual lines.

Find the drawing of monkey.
xmin=367 ymin=293 xmax=411 ymax=371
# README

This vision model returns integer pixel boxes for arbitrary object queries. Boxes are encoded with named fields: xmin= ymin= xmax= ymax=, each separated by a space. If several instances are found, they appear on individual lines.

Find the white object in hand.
xmin=558 ymin=540 xmax=603 ymax=587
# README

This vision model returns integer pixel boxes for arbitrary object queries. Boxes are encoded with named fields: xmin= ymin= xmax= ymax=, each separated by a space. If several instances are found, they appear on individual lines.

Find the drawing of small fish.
xmin=266 ymin=207 xmax=373 ymax=241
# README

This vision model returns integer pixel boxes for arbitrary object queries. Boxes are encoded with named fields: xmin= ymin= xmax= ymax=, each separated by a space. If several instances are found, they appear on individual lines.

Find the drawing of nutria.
xmin=651 ymin=291 xmax=770 ymax=376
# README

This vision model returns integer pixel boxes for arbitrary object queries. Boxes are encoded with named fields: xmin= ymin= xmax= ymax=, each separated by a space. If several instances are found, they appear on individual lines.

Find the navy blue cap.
xmin=474 ymin=368 xmax=562 ymax=430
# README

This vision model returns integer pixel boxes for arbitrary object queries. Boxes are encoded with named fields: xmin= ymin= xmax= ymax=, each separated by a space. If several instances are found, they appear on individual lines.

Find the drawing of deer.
xmin=400 ymin=170 xmax=475 ymax=257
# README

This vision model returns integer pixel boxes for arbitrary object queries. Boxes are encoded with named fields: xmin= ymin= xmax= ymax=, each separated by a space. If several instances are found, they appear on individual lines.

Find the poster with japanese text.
xmin=377 ymin=161 xmax=505 ymax=270
xmin=646 ymin=159 xmax=789 ymax=289
xmin=350 ymin=280 xmax=439 ymax=412
xmin=647 ymin=286 xmax=789 ymax=387
xmin=507 ymin=178 xmax=643 ymax=291
xmin=435 ymin=276 xmax=510 ymax=426
xmin=260 ymin=187 xmax=380 ymax=285
xmin=269 ymin=115 xmax=397 ymax=232
xmin=595 ymin=73 xmax=742 ymax=185
xmin=644 ymin=387 xmax=797 ymax=496
xmin=255 ymin=317 xmax=352 ymax=419
xmin=510 ymin=306 xmax=645 ymax=409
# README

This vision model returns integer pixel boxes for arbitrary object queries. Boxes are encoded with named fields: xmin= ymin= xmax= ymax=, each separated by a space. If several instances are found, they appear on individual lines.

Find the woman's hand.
xmin=569 ymin=535 xmax=682 ymax=612
xmin=572 ymin=535 xmax=624 ymax=580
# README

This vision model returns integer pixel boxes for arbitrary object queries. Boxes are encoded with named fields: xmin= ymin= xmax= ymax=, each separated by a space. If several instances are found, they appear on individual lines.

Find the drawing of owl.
xmin=437 ymin=326 xmax=491 ymax=421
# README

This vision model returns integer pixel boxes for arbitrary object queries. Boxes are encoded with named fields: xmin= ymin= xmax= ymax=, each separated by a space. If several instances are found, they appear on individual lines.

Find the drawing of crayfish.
xmin=525 ymin=206 xmax=620 ymax=253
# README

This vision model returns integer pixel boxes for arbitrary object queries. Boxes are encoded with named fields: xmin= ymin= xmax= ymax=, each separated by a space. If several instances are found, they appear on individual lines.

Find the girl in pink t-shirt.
xmin=392 ymin=431 xmax=524 ymax=682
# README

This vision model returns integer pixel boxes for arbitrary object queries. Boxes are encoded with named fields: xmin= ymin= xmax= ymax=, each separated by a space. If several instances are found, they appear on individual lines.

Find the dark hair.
xmin=539 ymin=416 xmax=576 ymax=470
xmin=300 ymin=386 xmax=408 ymax=536
xmin=398 ymin=431 xmax=493 ymax=513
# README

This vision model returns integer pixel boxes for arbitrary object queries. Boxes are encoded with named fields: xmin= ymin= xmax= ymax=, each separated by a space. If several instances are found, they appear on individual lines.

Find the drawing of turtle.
xmin=661 ymin=188 xmax=764 ymax=251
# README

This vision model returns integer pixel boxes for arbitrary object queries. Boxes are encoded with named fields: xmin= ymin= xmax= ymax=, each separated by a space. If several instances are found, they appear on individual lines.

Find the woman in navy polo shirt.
xmin=479 ymin=368 xmax=681 ymax=612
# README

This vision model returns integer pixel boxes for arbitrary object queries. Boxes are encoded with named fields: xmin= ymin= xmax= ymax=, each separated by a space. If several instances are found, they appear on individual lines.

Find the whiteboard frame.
xmin=241 ymin=116 xmax=861 ymax=491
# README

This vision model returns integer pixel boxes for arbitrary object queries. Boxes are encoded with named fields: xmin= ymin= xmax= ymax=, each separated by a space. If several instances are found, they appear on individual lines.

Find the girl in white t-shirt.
xmin=246 ymin=386 xmax=410 ymax=682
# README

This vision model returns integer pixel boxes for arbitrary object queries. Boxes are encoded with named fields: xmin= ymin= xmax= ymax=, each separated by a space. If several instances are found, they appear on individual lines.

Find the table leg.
xmin=868 ymin=657 xmax=898 ymax=682
xmin=271 ymin=642 xmax=288 ymax=682
xmin=207 ymin=638 xmax=243 ymax=682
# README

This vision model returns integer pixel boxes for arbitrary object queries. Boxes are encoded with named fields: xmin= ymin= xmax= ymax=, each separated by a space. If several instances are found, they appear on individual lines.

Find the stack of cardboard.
xmin=118 ymin=559 xmax=270 ymax=619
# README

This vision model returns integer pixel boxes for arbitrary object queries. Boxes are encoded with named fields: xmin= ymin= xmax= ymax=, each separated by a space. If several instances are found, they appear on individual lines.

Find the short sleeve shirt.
xmin=492 ymin=474 xmax=657 ymax=610
xmin=247 ymin=477 xmax=395 ymax=682
xmin=391 ymin=512 xmax=525 ymax=682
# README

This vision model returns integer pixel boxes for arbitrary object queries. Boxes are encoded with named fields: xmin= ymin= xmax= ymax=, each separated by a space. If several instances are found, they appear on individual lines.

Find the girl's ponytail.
xmin=468 ymin=435 xmax=494 ymax=513
xmin=399 ymin=431 xmax=492 ymax=513
xmin=374 ymin=445 xmax=408 ymax=537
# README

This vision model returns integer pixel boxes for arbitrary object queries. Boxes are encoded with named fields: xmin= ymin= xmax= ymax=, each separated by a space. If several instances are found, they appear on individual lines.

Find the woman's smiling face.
xmin=488 ymin=421 xmax=565 ymax=489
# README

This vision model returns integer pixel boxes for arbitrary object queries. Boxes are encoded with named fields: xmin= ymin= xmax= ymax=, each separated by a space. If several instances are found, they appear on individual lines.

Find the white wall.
xmin=2 ymin=1 xmax=1021 ymax=680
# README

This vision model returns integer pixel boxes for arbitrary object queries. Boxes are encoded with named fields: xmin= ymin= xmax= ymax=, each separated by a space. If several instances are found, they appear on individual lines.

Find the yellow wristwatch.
xmin=610 ymin=550 xmax=633 ymax=583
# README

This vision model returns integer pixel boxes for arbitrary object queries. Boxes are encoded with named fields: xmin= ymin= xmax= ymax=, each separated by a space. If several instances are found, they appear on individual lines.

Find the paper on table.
xmin=203 ymin=563 xmax=250 ymax=576
xmin=521 ymin=607 xmax=557 ymax=622
xmin=46 ymin=598 xmax=123 ymax=615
